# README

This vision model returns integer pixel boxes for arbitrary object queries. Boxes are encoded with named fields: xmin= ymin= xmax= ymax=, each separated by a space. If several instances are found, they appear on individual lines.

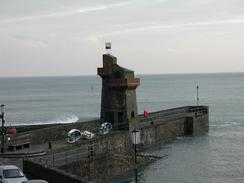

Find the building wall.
xmin=100 ymin=85 xmax=127 ymax=124
xmin=126 ymin=89 xmax=139 ymax=130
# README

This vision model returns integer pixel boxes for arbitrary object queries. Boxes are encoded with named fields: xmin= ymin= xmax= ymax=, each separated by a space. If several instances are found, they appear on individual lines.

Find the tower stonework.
xmin=97 ymin=54 xmax=140 ymax=130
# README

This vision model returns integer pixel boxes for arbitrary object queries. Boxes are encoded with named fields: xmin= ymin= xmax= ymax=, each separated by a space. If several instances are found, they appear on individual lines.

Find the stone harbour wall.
xmin=23 ymin=106 xmax=209 ymax=183
xmin=23 ymin=160 xmax=85 ymax=183
xmin=140 ymin=119 xmax=185 ymax=148
xmin=59 ymin=153 xmax=158 ymax=183
xmin=7 ymin=119 xmax=100 ymax=146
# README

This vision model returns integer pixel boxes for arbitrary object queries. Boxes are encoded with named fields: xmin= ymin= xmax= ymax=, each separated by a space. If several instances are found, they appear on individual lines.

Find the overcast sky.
xmin=0 ymin=0 xmax=244 ymax=77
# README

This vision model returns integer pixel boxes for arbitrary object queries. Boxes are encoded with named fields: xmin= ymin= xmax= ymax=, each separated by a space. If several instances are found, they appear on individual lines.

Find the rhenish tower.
xmin=97 ymin=46 xmax=140 ymax=130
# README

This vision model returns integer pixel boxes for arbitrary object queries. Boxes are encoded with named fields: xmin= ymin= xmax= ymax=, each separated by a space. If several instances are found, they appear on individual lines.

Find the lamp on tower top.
xmin=105 ymin=42 xmax=111 ymax=54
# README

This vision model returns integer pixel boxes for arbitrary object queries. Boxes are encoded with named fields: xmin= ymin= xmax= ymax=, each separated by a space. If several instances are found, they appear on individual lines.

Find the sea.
xmin=0 ymin=73 xmax=244 ymax=183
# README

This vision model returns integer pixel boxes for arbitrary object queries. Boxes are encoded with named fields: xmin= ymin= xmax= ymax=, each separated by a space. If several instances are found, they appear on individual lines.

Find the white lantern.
xmin=131 ymin=128 xmax=141 ymax=145
xmin=105 ymin=42 xmax=111 ymax=50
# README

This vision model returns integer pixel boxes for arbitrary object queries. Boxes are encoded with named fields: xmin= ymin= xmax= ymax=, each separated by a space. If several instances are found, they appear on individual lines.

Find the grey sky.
xmin=0 ymin=0 xmax=244 ymax=77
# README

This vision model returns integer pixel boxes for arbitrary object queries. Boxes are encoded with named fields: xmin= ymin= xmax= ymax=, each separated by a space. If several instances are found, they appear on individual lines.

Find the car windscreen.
xmin=3 ymin=169 xmax=24 ymax=178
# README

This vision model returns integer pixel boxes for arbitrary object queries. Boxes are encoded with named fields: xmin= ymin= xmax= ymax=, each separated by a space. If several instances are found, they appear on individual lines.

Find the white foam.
xmin=14 ymin=114 xmax=79 ymax=126
xmin=49 ymin=115 xmax=79 ymax=124
xmin=210 ymin=120 xmax=242 ymax=128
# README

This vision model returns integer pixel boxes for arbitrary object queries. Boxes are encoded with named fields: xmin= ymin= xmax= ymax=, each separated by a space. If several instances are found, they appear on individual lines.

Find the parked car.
xmin=0 ymin=165 xmax=28 ymax=183
xmin=99 ymin=122 xmax=112 ymax=135
xmin=66 ymin=129 xmax=94 ymax=143
xmin=66 ymin=129 xmax=82 ymax=143
xmin=22 ymin=180 xmax=48 ymax=183
xmin=82 ymin=131 xmax=95 ymax=140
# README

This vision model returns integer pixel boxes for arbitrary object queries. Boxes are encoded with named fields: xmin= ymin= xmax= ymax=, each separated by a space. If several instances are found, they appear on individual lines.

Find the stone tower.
xmin=97 ymin=54 xmax=140 ymax=130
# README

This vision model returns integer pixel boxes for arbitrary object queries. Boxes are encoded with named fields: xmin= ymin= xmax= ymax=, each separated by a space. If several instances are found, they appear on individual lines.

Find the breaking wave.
xmin=15 ymin=115 xmax=79 ymax=126
xmin=48 ymin=115 xmax=79 ymax=124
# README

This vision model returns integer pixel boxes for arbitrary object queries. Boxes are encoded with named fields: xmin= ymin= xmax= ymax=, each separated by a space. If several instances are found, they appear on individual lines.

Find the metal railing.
xmin=31 ymin=147 xmax=89 ymax=167
xmin=139 ymin=106 xmax=208 ymax=127
xmin=139 ymin=107 xmax=188 ymax=123
xmin=188 ymin=106 xmax=208 ymax=113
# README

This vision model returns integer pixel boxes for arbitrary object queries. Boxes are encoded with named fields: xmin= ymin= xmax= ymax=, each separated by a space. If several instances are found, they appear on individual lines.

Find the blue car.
xmin=99 ymin=122 xmax=112 ymax=135
xmin=66 ymin=129 xmax=82 ymax=143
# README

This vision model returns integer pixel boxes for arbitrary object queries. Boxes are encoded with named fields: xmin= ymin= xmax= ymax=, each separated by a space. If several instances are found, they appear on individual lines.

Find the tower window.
xmin=131 ymin=111 xmax=135 ymax=118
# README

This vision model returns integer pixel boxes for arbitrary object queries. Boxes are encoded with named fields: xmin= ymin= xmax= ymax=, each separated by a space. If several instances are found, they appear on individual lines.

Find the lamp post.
xmin=1 ymin=104 xmax=5 ymax=153
xmin=131 ymin=128 xmax=140 ymax=183
xmin=197 ymin=85 xmax=199 ymax=105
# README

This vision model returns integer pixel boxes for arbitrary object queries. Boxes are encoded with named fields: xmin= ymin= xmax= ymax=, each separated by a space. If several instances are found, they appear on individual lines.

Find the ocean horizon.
xmin=1 ymin=71 xmax=244 ymax=79
xmin=0 ymin=72 xmax=243 ymax=125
